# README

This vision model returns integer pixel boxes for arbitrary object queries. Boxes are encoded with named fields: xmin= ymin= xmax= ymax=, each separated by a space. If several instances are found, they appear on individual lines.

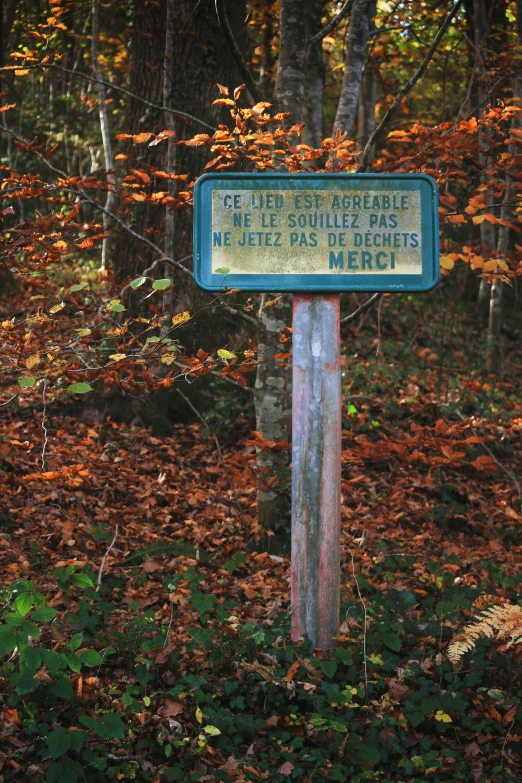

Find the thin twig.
xmin=376 ymin=294 xmax=384 ymax=359
xmin=41 ymin=379 xmax=49 ymax=471
xmin=174 ymin=359 xmax=254 ymax=392
xmin=96 ymin=525 xmax=119 ymax=592
xmin=501 ymin=718 xmax=516 ymax=769
xmin=350 ymin=551 xmax=368 ymax=687
xmin=360 ymin=0 xmax=464 ymax=170
xmin=308 ymin=0 xmax=354 ymax=48
xmin=340 ymin=292 xmax=382 ymax=325
xmin=0 ymin=394 xmax=18 ymax=406
xmin=164 ymin=601 xmax=175 ymax=646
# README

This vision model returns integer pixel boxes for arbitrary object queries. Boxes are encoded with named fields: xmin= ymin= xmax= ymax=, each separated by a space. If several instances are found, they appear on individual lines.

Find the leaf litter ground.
xmin=1 ymin=293 xmax=522 ymax=781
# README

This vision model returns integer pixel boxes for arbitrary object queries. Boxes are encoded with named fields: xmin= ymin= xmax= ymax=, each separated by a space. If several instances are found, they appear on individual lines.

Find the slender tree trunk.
xmin=356 ymin=0 xmax=376 ymax=160
xmin=259 ymin=0 xmax=276 ymax=99
xmin=274 ymin=0 xmax=307 ymax=125
xmin=111 ymin=0 xmax=245 ymax=288
xmin=254 ymin=0 xmax=308 ymax=549
xmin=474 ymin=0 xmax=495 ymax=311
xmin=334 ymin=0 xmax=373 ymax=135
xmin=161 ymin=0 xmax=176 ymax=336
xmin=486 ymin=174 xmax=510 ymax=374
xmin=254 ymin=295 xmax=292 ymax=550
xmin=91 ymin=0 xmax=117 ymax=270
xmin=486 ymin=278 xmax=503 ymax=374
xmin=486 ymin=0 xmax=521 ymax=370
xmin=301 ymin=0 xmax=325 ymax=147
xmin=111 ymin=0 xmax=167 ymax=283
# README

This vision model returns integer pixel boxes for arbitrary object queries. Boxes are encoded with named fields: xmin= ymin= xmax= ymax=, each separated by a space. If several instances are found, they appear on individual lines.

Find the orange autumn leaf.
xmin=286 ymin=660 xmax=299 ymax=682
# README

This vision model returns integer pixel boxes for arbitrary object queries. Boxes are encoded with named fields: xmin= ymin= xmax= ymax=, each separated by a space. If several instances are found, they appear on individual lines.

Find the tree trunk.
xmin=111 ymin=0 xmax=167 ymax=283
xmin=259 ymin=0 xmax=276 ymax=99
xmin=274 ymin=0 xmax=308 ymax=125
xmin=333 ymin=0 xmax=373 ymax=135
xmin=111 ymin=0 xmax=246 ymax=290
xmin=91 ymin=0 xmax=117 ymax=271
xmin=356 ymin=0 xmax=376 ymax=160
xmin=161 ymin=0 xmax=176 ymax=336
xmin=485 ymin=0 xmax=521 ymax=370
xmin=474 ymin=0 xmax=495 ymax=312
xmin=254 ymin=295 xmax=292 ymax=551
xmin=486 ymin=279 xmax=503 ymax=374
xmin=254 ymin=0 xmax=308 ymax=549
xmin=301 ymin=0 xmax=325 ymax=147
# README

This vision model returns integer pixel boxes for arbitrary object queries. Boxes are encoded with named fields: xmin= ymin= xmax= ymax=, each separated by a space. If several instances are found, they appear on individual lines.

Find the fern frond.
xmin=448 ymin=600 xmax=522 ymax=663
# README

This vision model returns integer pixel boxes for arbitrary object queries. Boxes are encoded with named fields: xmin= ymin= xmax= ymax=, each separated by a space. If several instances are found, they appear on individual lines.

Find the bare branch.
xmin=175 ymin=361 xmax=253 ymax=392
xmin=215 ymin=0 xmax=263 ymax=103
xmin=308 ymin=0 xmax=354 ymax=49
xmin=340 ymin=292 xmax=382 ymax=324
xmin=0 ymin=63 xmax=217 ymax=131
xmin=96 ymin=525 xmax=119 ymax=592
xmin=360 ymin=0 xmax=464 ymax=170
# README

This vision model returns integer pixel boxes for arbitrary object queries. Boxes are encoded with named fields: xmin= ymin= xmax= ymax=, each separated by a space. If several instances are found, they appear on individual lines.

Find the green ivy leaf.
xmin=70 ymin=573 xmax=94 ymax=588
xmin=130 ymin=276 xmax=147 ymax=289
xmin=320 ymin=660 xmax=337 ymax=679
xmin=164 ymin=769 xmax=184 ymax=781
xmin=69 ymin=730 xmax=86 ymax=753
xmin=14 ymin=592 xmax=35 ymax=617
xmin=18 ymin=376 xmax=36 ymax=388
xmin=408 ymin=710 xmax=425 ymax=728
xmin=203 ymin=725 xmax=221 ymax=735
xmin=70 ymin=632 xmax=83 ymax=652
xmin=80 ymin=649 xmax=102 ymax=667
xmin=214 ymin=267 xmax=230 ymax=275
xmin=48 ymin=726 xmax=71 ymax=760
xmin=20 ymin=646 xmax=41 ymax=675
xmin=383 ymin=632 xmax=401 ymax=652
xmin=47 ymin=759 xmax=84 ymax=783
xmin=31 ymin=606 xmax=58 ymax=622
xmin=100 ymin=712 xmax=125 ymax=739
xmin=69 ymin=283 xmax=88 ymax=292
xmin=67 ymin=653 xmax=81 ymax=673
xmin=152 ymin=278 xmax=171 ymax=290
xmin=360 ymin=746 xmax=380 ymax=764
xmin=67 ymin=382 xmax=93 ymax=394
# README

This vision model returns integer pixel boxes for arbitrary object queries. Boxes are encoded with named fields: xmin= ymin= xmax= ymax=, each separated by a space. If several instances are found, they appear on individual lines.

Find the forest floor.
xmin=1 ymin=288 xmax=522 ymax=782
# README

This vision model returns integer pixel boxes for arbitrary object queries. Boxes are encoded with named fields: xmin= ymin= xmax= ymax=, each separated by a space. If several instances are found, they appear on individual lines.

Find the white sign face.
xmin=194 ymin=173 xmax=439 ymax=292
xmin=210 ymin=188 xmax=422 ymax=276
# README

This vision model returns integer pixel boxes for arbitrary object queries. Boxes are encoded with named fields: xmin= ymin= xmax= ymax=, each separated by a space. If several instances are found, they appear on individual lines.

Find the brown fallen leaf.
xmin=160 ymin=698 xmax=183 ymax=718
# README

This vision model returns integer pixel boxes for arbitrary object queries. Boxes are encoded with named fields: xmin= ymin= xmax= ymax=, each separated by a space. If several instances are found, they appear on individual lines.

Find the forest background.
xmin=2 ymin=0 xmax=522 ymax=781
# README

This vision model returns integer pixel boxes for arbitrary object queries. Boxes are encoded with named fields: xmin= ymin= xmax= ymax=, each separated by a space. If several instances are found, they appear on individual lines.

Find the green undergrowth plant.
xmin=1 ymin=557 xmax=522 ymax=781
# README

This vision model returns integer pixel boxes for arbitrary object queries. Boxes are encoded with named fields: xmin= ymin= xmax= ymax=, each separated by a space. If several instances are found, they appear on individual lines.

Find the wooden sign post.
xmin=291 ymin=294 xmax=341 ymax=650
xmin=194 ymin=173 xmax=439 ymax=649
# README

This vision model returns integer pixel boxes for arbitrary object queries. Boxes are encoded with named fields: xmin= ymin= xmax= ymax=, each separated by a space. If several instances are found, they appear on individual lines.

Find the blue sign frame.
xmin=193 ymin=172 xmax=439 ymax=293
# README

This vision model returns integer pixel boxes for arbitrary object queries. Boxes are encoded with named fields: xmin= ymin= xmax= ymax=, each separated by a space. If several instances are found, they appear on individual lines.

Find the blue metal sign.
xmin=193 ymin=173 xmax=439 ymax=292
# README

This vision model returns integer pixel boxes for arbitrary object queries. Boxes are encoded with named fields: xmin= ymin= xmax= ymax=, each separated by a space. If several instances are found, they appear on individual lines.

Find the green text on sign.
xmin=193 ymin=173 xmax=439 ymax=293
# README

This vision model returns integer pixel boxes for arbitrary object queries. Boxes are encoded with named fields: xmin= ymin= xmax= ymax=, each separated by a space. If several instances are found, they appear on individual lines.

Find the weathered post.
xmin=193 ymin=172 xmax=439 ymax=650
xmin=291 ymin=294 xmax=341 ymax=650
